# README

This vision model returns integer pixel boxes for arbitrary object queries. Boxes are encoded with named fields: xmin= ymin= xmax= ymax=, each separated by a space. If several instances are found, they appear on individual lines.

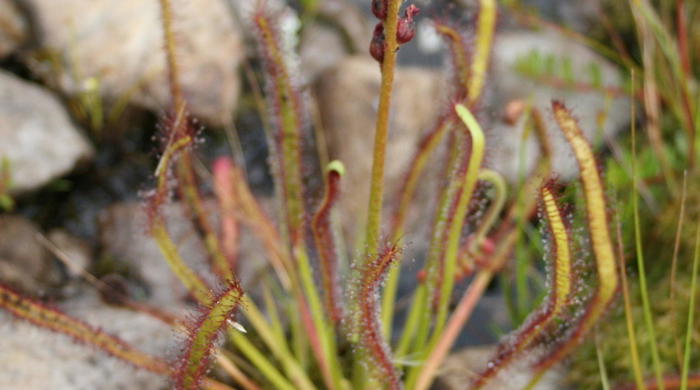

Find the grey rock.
xmin=98 ymin=201 xmax=213 ymax=306
xmin=315 ymin=55 xmax=445 ymax=244
xmin=300 ymin=23 xmax=350 ymax=83
xmin=47 ymin=229 xmax=92 ymax=278
xmin=0 ymin=292 xmax=173 ymax=390
xmin=485 ymin=30 xmax=630 ymax=183
xmin=0 ymin=70 xmax=94 ymax=194
xmin=521 ymin=0 xmax=602 ymax=32
xmin=316 ymin=0 xmax=371 ymax=53
xmin=98 ymin=200 xmax=270 ymax=305
xmin=299 ymin=0 xmax=371 ymax=81
xmin=23 ymin=0 xmax=244 ymax=126
xmin=0 ymin=0 xmax=27 ymax=58
xmin=0 ymin=215 xmax=61 ymax=292
xmin=434 ymin=345 xmax=565 ymax=390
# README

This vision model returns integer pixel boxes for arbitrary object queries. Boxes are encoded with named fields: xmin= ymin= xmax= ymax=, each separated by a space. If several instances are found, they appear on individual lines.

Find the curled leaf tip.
xmin=326 ymin=160 xmax=346 ymax=176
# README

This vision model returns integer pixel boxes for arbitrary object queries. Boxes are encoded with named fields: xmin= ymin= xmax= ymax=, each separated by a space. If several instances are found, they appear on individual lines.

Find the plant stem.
xmin=616 ymin=217 xmax=646 ymax=390
xmin=412 ymin=271 xmax=492 ymax=390
xmin=382 ymin=118 xmax=452 ymax=339
xmin=364 ymin=0 xmax=404 ymax=255
xmin=670 ymin=172 xmax=688 ymax=367
xmin=355 ymin=1 xmax=403 ymax=388
xmin=632 ymin=94 xmax=665 ymax=390
xmin=158 ymin=0 xmax=185 ymax=111
xmin=228 ymin=329 xmax=298 ymax=390
xmin=680 ymin=223 xmax=700 ymax=390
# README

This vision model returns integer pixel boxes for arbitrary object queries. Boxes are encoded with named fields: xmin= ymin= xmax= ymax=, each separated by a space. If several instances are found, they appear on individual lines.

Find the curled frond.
xmin=312 ymin=160 xmax=345 ymax=325
xmin=432 ymin=103 xmax=486 ymax=330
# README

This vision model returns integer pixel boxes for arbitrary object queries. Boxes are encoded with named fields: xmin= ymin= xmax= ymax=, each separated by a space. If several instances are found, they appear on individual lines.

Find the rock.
xmin=0 ymin=70 xmax=94 ymax=195
xmin=47 ymin=229 xmax=92 ymax=278
xmin=0 ymin=215 xmax=61 ymax=293
xmin=315 ymin=56 xmax=445 ymax=244
xmin=98 ymin=200 xmax=269 ymax=306
xmin=98 ymin=202 xmax=212 ymax=306
xmin=0 ymin=0 xmax=27 ymax=58
xmin=433 ymin=345 xmax=566 ymax=390
xmin=23 ymin=0 xmax=244 ymax=126
xmin=485 ymin=30 xmax=630 ymax=183
xmin=0 ymin=292 xmax=173 ymax=390
xmin=300 ymin=23 xmax=350 ymax=83
xmin=520 ymin=0 xmax=601 ymax=32
xmin=316 ymin=0 xmax=370 ymax=51
xmin=299 ymin=0 xmax=370 ymax=81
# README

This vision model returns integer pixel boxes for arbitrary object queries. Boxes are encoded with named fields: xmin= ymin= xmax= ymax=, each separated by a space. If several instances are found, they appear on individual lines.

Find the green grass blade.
xmin=680 ymin=222 xmax=700 ymax=390
xmin=631 ymin=95 xmax=666 ymax=390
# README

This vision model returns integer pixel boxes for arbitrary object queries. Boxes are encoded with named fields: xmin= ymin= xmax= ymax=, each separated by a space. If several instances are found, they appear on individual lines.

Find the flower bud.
xmin=397 ymin=4 xmax=420 ymax=44
xmin=369 ymin=22 xmax=386 ymax=63
xmin=416 ymin=269 xmax=427 ymax=283
xmin=371 ymin=0 xmax=388 ymax=20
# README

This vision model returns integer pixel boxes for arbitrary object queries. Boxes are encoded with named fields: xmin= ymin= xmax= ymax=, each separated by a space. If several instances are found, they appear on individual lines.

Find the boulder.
xmin=47 ymin=229 xmax=93 ymax=278
xmin=23 ymin=0 xmax=244 ymax=126
xmin=299 ymin=0 xmax=371 ymax=81
xmin=98 ymin=200 xmax=270 ymax=306
xmin=0 ymin=70 xmax=94 ymax=195
xmin=0 ymin=292 xmax=172 ymax=390
xmin=485 ymin=30 xmax=630 ymax=183
xmin=0 ymin=215 xmax=62 ymax=293
xmin=0 ymin=0 xmax=27 ymax=58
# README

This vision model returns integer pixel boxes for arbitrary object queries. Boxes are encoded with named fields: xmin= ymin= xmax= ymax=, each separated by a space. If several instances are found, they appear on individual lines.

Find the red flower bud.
xmin=371 ymin=0 xmax=388 ymax=20
xmin=369 ymin=22 xmax=386 ymax=63
xmin=397 ymin=4 xmax=420 ymax=44
xmin=480 ymin=237 xmax=496 ymax=256
xmin=416 ymin=269 xmax=427 ymax=283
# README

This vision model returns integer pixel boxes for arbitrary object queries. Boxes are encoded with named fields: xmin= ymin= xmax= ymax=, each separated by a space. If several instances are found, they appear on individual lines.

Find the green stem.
xmin=363 ymin=0 xmax=404 ymax=255
xmin=616 ymin=216 xmax=646 ymax=390
xmin=239 ymin=296 xmax=317 ymax=390
xmin=632 ymin=101 xmax=665 ymax=390
xmin=680 ymin=223 xmax=700 ymax=390
xmin=355 ymin=1 xmax=404 ymax=387
xmin=412 ymin=271 xmax=493 ymax=390
xmin=406 ymin=104 xmax=485 ymax=388
xmin=295 ymin=246 xmax=344 ymax=390
xmin=151 ymin=220 xmax=212 ymax=305
xmin=382 ymin=119 xmax=452 ymax=339
xmin=228 ymin=329 xmax=297 ymax=390
xmin=430 ymin=104 xmax=485 ymax=337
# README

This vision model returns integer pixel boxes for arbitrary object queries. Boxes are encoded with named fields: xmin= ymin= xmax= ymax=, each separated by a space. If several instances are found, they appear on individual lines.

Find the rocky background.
xmin=0 ymin=0 xmax=629 ymax=389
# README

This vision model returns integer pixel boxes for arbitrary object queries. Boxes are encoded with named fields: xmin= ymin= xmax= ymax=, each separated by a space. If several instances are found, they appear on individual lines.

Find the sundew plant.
xmin=2 ymin=0 xmax=697 ymax=389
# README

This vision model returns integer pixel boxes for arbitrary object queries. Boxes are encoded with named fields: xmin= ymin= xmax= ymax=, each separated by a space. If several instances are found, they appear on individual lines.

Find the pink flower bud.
xmin=416 ymin=269 xmax=427 ymax=283
xmin=480 ymin=237 xmax=496 ymax=256
xmin=397 ymin=4 xmax=420 ymax=44
xmin=369 ymin=22 xmax=386 ymax=63
xmin=371 ymin=0 xmax=388 ymax=20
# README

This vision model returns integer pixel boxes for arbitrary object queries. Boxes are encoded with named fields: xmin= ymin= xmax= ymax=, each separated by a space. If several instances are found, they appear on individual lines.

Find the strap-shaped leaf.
xmin=0 ymin=284 xmax=168 ymax=375
xmin=175 ymin=282 xmax=244 ymax=390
